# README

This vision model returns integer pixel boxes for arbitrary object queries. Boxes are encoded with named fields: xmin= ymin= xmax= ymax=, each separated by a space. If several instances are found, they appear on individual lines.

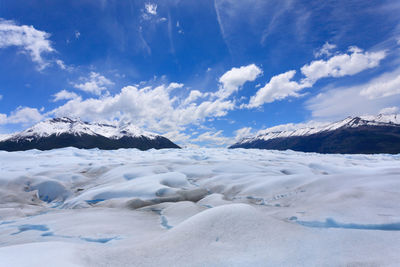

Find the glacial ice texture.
xmin=0 ymin=148 xmax=399 ymax=266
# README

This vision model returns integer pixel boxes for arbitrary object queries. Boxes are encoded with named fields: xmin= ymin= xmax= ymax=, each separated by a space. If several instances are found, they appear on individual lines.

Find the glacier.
xmin=0 ymin=148 xmax=399 ymax=266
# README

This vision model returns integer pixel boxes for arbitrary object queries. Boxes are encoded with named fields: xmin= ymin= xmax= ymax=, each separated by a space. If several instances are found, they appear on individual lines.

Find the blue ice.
xmin=12 ymin=224 xmax=49 ymax=235
xmin=296 ymin=218 xmax=400 ymax=231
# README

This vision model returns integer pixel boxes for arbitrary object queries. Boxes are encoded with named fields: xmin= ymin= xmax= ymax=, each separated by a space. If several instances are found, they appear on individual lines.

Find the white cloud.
xmin=0 ymin=19 xmax=55 ymax=70
xmin=216 ymin=64 xmax=262 ymax=99
xmin=306 ymin=69 xmax=400 ymax=120
xmin=145 ymin=3 xmax=157 ymax=15
xmin=183 ymin=90 xmax=206 ymax=105
xmin=55 ymin=59 xmax=67 ymax=70
xmin=234 ymin=127 xmax=253 ymax=141
xmin=0 ymin=106 xmax=44 ymax=125
xmin=0 ymin=114 xmax=6 ymax=124
xmin=379 ymin=106 xmax=399 ymax=115
xmin=167 ymin=82 xmax=184 ymax=91
xmin=192 ymin=130 xmax=231 ymax=146
xmin=73 ymin=72 xmax=114 ymax=95
xmin=246 ymin=70 xmax=311 ymax=108
xmin=50 ymin=83 xmax=234 ymax=134
xmin=314 ymin=42 xmax=336 ymax=58
xmin=162 ymin=130 xmax=192 ymax=144
xmin=246 ymin=46 xmax=387 ymax=108
xmin=360 ymin=72 xmax=400 ymax=99
xmin=75 ymin=31 xmax=80 ymax=39
xmin=301 ymin=47 xmax=386 ymax=83
xmin=0 ymin=94 xmax=2 ymax=100
xmin=52 ymin=90 xmax=79 ymax=102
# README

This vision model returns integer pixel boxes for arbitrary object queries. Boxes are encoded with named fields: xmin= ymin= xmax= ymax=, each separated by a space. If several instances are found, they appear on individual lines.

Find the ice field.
xmin=0 ymin=148 xmax=400 ymax=266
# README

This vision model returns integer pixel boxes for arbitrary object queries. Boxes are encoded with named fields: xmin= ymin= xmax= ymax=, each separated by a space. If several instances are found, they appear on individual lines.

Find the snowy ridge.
xmin=0 ymin=134 xmax=11 ymax=141
xmin=237 ymin=114 xmax=400 ymax=144
xmin=5 ymin=117 xmax=158 ymax=141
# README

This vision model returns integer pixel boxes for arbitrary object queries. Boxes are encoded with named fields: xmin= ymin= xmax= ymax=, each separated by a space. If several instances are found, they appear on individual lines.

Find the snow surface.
xmin=0 ymin=134 xmax=11 ymax=141
xmin=4 ymin=117 xmax=157 ymax=141
xmin=236 ymin=113 xmax=400 ymax=145
xmin=0 ymin=148 xmax=400 ymax=266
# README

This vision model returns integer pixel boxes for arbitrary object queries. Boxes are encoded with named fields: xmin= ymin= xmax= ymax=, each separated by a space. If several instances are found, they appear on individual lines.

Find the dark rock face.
xmin=0 ymin=134 xmax=180 ymax=151
xmin=230 ymin=125 xmax=400 ymax=154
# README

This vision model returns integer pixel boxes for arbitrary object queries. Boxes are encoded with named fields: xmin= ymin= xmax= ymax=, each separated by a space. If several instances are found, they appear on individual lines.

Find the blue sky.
xmin=0 ymin=0 xmax=400 ymax=146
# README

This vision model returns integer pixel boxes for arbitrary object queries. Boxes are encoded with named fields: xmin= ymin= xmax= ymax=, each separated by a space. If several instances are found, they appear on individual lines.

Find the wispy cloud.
xmin=360 ymin=70 xmax=400 ymax=99
xmin=314 ymin=42 xmax=337 ymax=58
xmin=306 ymin=67 xmax=400 ymax=120
xmin=0 ymin=19 xmax=55 ymax=70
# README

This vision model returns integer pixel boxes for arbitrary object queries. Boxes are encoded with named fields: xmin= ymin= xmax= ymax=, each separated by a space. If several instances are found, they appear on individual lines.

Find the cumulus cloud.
xmin=166 ymin=82 xmax=184 ymax=91
xmin=192 ymin=130 xmax=231 ymax=146
xmin=246 ymin=70 xmax=311 ymax=108
xmin=73 ymin=72 xmax=113 ymax=95
xmin=246 ymin=46 xmax=387 ymax=108
xmin=216 ymin=64 xmax=262 ymax=100
xmin=301 ymin=47 xmax=386 ymax=83
xmin=50 ymin=83 xmax=234 ymax=134
xmin=234 ymin=127 xmax=253 ymax=141
xmin=0 ymin=19 xmax=55 ymax=70
xmin=145 ymin=3 xmax=157 ymax=15
xmin=314 ymin=42 xmax=336 ymax=58
xmin=183 ymin=90 xmax=206 ymax=105
xmin=0 ymin=106 xmax=44 ymax=125
xmin=52 ymin=90 xmax=79 ymax=102
xmin=162 ymin=130 xmax=192 ymax=144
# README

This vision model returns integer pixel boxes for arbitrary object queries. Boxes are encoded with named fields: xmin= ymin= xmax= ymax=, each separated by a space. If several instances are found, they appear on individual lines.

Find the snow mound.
xmin=0 ymin=148 xmax=400 ymax=266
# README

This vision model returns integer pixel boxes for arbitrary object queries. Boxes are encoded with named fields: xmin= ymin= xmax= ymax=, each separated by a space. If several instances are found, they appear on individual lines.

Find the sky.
xmin=0 ymin=0 xmax=400 ymax=147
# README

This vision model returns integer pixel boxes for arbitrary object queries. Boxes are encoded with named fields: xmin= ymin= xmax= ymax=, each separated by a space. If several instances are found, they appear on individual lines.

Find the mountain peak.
xmin=13 ymin=117 xmax=158 ymax=140
xmin=0 ymin=117 xmax=180 ymax=151
xmin=230 ymin=114 xmax=400 ymax=154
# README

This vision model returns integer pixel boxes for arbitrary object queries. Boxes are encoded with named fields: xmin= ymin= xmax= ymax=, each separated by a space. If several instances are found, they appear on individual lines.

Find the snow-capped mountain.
xmin=0 ymin=117 xmax=180 ymax=151
xmin=230 ymin=114 xmax=400 ymax=154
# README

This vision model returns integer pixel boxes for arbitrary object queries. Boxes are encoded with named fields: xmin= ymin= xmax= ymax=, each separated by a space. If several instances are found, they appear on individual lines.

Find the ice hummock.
xmin=0 ymin=148 xmax=399 ymax=266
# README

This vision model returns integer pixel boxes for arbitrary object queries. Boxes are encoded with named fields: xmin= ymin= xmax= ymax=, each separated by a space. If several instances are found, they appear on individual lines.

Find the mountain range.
xmin=230 ymin=114 xmax=400 ymax=154
xmin=0 ymin=117 xmax=180 ymax=151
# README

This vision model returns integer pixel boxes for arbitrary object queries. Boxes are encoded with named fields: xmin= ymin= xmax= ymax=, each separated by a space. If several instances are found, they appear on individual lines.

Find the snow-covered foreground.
xmin=1 ymin=148 xmax=400 ymax=266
